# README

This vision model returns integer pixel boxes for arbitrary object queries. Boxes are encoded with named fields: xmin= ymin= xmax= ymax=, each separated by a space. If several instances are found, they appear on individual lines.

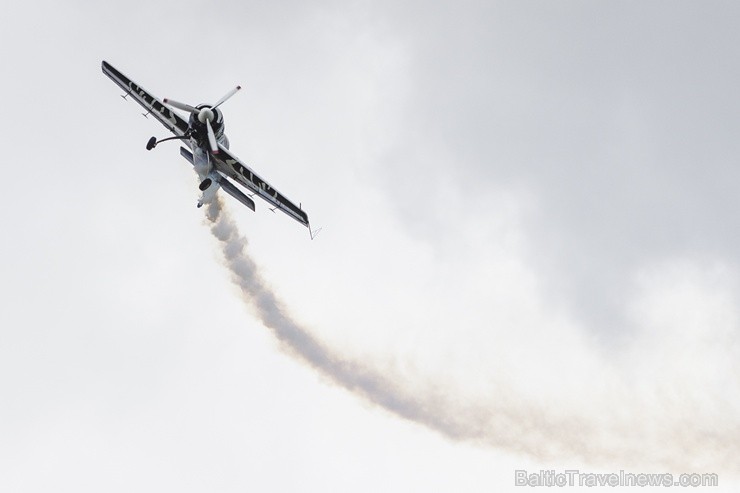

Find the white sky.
xmin=2 ymin=1 xmax=739 ymax=491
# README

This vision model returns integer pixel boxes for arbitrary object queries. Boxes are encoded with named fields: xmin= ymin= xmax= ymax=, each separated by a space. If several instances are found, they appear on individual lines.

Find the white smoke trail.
xmin=205 ymin=198 xmax=740 ymax=473
xmin=204 ymin=198 xmax=483 ymax=438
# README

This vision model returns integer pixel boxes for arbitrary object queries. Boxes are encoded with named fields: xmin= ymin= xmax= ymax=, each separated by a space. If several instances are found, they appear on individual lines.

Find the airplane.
xmin=101 ymin=61 xmax=319 ymax=238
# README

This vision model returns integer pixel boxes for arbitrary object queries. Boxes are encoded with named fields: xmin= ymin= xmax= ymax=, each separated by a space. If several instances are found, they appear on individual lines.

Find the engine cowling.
xmin=189 ymin=106 xmax=225 ymax=145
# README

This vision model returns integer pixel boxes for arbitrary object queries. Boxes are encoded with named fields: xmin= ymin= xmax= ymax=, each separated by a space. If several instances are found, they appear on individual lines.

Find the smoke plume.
xmin=205 ymin=198 xmax=740 ymax=473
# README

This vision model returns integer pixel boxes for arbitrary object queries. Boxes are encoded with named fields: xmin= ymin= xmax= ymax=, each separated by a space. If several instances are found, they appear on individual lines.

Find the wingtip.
xmin=309 ymin=225 xmax=322 ymax=240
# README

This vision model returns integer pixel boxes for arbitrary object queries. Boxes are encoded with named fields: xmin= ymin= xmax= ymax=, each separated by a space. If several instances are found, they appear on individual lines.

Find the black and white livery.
xmin=102 ymin=61 xmax=315 ymax=237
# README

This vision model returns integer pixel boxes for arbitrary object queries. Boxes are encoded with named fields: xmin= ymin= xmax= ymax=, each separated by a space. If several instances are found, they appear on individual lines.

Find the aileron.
xmin=102 ymin=61 xmax=189 ymax=137
xmin=216 ymin=146 xmax=309 ymax=227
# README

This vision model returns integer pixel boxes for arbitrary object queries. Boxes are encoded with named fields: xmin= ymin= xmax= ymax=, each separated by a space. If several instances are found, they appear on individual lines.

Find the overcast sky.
xmin=2 ymin=1 xmax=740 ymax=491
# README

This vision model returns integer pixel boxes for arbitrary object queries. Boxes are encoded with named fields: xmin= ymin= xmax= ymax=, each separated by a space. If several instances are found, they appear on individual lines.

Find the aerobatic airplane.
xmin=102 ymin=61 xmax=317 ymax=238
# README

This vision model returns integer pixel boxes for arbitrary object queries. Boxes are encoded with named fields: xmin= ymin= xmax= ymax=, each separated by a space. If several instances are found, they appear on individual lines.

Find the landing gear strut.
xmin=146 ymin=131 xmax=192 ymax=150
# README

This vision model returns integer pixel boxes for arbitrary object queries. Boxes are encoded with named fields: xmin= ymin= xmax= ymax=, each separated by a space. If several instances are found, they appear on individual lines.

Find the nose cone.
xmin=198 ymin=107 xmax=215 ymax=123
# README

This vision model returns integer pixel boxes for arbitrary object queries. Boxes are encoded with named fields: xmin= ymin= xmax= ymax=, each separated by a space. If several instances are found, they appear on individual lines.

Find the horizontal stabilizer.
xmin=180 ymin=147 xmax=256 ymax=212
xmin=180 ymin=146 xmax=195 ymax=164
xmin=219 ymin=176 xmax=256 ymax=211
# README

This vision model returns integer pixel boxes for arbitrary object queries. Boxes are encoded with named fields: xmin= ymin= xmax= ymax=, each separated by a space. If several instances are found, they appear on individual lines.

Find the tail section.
xmin=180 ymin=147 xmax=256 ymax=211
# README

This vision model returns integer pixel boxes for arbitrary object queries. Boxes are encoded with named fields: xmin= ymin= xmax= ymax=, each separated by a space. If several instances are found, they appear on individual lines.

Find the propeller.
xmin=205 ymin=115 xmax=218 ymax=153
xmin=213 ymin=86 xmax=241 ymax=109
xmin=162 ymin=98 xmax=197 ymax=113
xmin=163 ymin=86 xmax=242 ymax=154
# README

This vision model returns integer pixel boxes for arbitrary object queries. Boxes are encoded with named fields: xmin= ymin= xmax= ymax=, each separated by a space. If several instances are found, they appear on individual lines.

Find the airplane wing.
xmin=213 ymin=145 xmax=310 ymax=228
xmin=102 ymin=61 xmax=189 ymax=137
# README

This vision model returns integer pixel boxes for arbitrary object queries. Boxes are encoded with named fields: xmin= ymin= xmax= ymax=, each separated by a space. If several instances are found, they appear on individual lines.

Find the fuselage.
xmin=188 ymin=105 xmax=230 ymax=206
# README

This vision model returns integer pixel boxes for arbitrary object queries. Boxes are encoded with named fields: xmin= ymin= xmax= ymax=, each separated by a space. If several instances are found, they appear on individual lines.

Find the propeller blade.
xmin=206 ymin=119 xmax=219 ymax=154
xmin=212 ymin=86 xmax=241 ymax=110
xmin=163 ymin=98 xmax=198 ymax=113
